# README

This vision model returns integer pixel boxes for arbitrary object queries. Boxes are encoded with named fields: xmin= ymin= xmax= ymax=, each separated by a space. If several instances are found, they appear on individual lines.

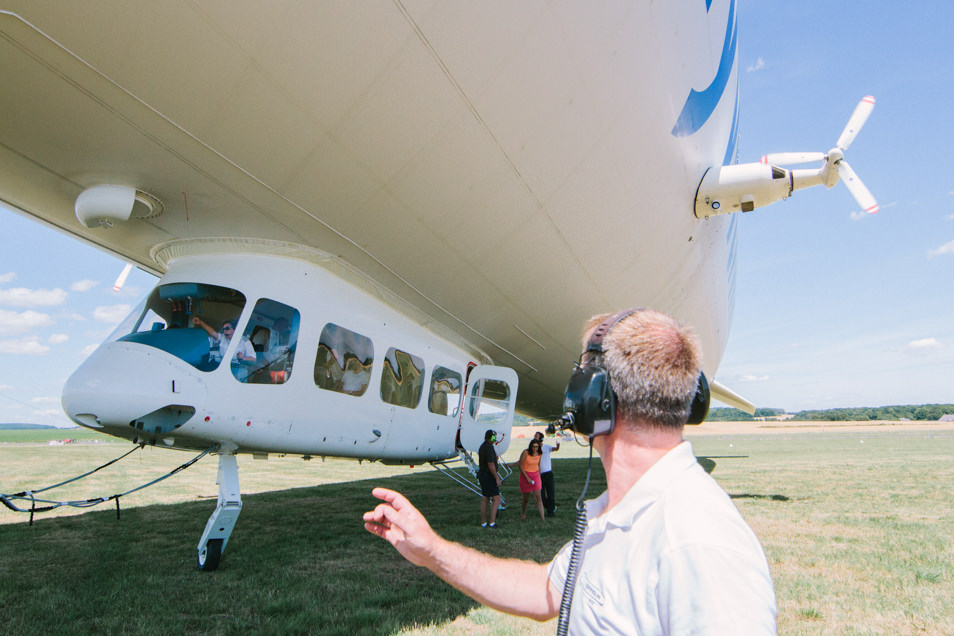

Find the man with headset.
xmin=364 ymin=309 xmax=776 ymax=634
xmin=477 ymin=428 xmax=502 ymax=528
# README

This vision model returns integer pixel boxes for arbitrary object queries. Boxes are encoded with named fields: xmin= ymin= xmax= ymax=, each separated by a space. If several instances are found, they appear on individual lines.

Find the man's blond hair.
xmin=582 ymin=309 xmax=702 ymax=429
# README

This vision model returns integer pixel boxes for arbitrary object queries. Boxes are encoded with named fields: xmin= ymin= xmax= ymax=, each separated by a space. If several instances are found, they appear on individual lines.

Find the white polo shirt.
xmin=548 ymin=441 xmax=776 ymax=635
xmin=540 ymin=443 xmax=557 ymax=473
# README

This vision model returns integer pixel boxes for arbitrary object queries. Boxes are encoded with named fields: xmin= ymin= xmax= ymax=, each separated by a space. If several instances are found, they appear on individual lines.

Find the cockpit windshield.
xmin=112 ymin=282 xmax=247 ymax=371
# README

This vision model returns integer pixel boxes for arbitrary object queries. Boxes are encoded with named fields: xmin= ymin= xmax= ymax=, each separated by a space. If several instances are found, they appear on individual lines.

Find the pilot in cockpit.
xmin=193 ymin=316 xmax=255 ymax=363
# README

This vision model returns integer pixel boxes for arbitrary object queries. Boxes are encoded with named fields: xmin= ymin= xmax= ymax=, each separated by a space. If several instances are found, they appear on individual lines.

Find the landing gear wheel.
xmin=197 ymin=538 xmax=223 ymax=571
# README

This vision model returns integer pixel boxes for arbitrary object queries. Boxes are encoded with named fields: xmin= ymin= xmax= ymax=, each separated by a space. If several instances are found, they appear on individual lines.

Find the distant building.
xmin=940 ymin=414 xmax=954 ymax=422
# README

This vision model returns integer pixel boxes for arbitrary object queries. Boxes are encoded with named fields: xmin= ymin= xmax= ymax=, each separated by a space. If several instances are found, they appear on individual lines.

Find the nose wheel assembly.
xmin=196 ymin=451 xmax=243 ymax=571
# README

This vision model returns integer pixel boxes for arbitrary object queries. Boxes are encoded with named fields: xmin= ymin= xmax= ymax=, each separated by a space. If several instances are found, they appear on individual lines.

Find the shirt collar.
xmin=586 ymin=441 xmax=698 ymax=531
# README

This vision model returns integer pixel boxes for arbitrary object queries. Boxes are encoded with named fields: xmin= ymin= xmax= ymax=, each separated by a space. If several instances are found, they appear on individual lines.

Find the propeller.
xmin=759 ymin=152 xmax=825 ymax=165
xmin=837 ymin=95 xmax=876 ymax=150
xmin=835 ymin=156 xmax=878 ymax=214
xmin=113 ymin=263 xmax=133 ymax=293
xmin=760 ymin=95 xmax=878 ymax=214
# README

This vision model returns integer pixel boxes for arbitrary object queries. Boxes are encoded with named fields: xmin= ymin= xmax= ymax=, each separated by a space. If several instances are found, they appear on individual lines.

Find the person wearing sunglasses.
xmin=193 ymin=316 xmax=255 ymax=364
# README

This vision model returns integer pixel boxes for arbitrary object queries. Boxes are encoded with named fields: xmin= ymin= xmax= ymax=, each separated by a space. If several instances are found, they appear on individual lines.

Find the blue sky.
xmin=718 ymin=1 xmax=954 ymax=410
xmin=1 ymin=2 xmax=952 ymax=426
xmin=0 ymin=211 xmax=157 ymax=427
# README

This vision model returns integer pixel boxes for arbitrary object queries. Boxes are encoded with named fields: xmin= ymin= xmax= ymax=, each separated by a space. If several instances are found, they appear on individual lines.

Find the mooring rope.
xmin=0 ymin=444 xmax=217 ymax=523
xmin=13 ymin=444 xmax=144 ymax=496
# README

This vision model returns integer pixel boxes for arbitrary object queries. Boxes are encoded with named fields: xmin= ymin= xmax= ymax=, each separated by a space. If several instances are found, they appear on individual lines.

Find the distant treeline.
xmin=514 ymin=414 xmax=546 ymax=427
xmin=706 ymin=408 xmax=785 ymax=421
xmin=707 ymin=405 xmax=954 ymax=422
xmin=0 ymin=423 xmax=61 ymax=430
xmin=790 ymin=404 xmax=954 ymax=421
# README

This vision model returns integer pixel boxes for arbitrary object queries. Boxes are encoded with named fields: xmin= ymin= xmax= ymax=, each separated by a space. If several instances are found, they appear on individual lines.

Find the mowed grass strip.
xmin=1 ymin=430 xmax=953 ymax=635
xmin=690 ymin=432 xmax=954 ymax=636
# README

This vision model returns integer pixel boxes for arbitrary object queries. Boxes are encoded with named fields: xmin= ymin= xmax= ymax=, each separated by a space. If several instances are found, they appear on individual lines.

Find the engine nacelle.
xmin=694 ymin=163 xmax=794 ymax=217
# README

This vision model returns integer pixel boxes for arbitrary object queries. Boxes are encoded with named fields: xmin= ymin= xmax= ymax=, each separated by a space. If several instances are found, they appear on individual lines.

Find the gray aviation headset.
xmin=554 ymin=308 xmax=711 ymax=438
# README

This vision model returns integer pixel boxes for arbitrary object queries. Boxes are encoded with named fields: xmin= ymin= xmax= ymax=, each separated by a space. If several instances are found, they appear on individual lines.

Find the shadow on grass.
xmin=0 ymin=457 xmax=605 ymax=636
xmin=730 ymin=493 xmax=790 ymax=502
xmin=695 ymin=455 xmax=750 ymax=475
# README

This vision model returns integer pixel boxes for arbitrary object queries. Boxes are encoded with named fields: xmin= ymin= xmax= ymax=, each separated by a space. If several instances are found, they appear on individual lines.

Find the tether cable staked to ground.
xmin=0 ymin=444 xmax=217 ymax=524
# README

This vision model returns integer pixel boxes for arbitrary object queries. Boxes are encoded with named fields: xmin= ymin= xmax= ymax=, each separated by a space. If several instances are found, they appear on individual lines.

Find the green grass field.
xmin=1 ymin=429 xmax=952 ymax=635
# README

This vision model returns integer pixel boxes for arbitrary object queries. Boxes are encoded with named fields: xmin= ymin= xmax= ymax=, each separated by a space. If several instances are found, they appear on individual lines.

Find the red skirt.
xmin=519 ymin=470 xmax=542 ymax=493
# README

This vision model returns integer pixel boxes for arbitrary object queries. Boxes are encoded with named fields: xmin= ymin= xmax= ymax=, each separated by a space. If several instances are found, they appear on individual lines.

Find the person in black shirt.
xmin=477 ymin=429 xmax=502 ymax=528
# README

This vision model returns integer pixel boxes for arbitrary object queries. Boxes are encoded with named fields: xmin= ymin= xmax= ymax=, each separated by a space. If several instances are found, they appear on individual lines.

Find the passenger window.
xmin=115 ymin=282 xmax=247 ymax=372
xmin=314 ymin=324 xmax=374 ymax=397
xmin=234 ymin=299 xmax=300 ymax=384
xmin=469 ymin=378 xmax=511 ymax=424
xmin=381 ymin=348 xmax=424 ymax=409
xmin=428 ymin=366 xmax=462 ymax=416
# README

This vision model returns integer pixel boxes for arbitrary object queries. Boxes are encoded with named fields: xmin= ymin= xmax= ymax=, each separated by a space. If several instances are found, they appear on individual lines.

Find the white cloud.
xmin=48 ymin=333 xmax=69 ymax=345
xmin=0 ymin=272 xmax=14 ymax=284
xmin=0 ymin=337 xmax=50 ymax=354
xmin=70 ymin=279 xmax=99 ymax=292
xmin=93 ymin=304 xmax=132 ymax=324
xmin=31 ymin=396 xmax=60 ymax=404
xmin=928 ymin=240 xmax=954 ymax=257
xmin=747 ymin=57 xmax=765 ymax=72
xmin=79 ymin=343 xmax=99 ymax=358
xmin=739 ymin=374 xmax=770 ymax=383
xmin=115 ymin=284 xmax=145 ymax=298
xmin=0 ymin=286 xmax=68 ymax=307
xmin=0 ymin=308 xmax=54 ymax=334
xmin=906 ymin=338 xmax=942 ymax=350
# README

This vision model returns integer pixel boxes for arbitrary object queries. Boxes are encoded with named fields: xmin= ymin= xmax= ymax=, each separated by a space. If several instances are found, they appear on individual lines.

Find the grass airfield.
xmin=1 ymin=422 xmax=953 ymax=635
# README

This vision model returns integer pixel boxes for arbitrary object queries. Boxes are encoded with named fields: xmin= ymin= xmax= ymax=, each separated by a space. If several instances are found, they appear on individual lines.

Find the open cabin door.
xmin=458 ymin=365 xmax=519 ymax=456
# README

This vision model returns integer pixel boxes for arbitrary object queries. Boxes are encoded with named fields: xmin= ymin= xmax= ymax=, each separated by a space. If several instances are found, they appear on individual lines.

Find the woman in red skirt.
xmin=516 ymin=438 xmax=545 ymax=521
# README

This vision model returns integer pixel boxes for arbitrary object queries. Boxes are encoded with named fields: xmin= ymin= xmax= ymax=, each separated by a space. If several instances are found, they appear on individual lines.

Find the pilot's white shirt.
xmin=548 ymin=441 xmax=777 ymax=635
xmin=210 ymin=332 xmax=255 ymax=362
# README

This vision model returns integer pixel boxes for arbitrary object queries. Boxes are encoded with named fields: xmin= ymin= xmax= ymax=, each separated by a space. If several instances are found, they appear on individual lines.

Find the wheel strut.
xmin=196 ymin=451 xmax=242 ymax=571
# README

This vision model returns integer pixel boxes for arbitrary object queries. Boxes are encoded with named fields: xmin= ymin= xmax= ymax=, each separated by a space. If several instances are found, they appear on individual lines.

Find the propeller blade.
xmin=113 ymin=263 xmax=133 ymax=292
xmin=760 ymin=152 xmax=826 ymax=165
xmin=836 ymin=160 xmax=878 ymax=214
xmin=836 ymin=95 xmax=875 ymax=151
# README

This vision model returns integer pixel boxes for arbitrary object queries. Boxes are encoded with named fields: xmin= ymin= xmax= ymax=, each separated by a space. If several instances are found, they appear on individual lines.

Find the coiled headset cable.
xmin=556 ymin=443 xmax=596 ymax=635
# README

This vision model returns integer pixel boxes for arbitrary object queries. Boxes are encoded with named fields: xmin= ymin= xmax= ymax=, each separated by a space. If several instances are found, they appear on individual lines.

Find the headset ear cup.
xmin=687 ymin=372 xmax=710 ymax=425
xmin=560 ymin=309 xmax=639 ymax=438
xmin=562 ymin=365 xmax=615 ymax=437
xmin=586 ymin=367 xmax=615 ymax=437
